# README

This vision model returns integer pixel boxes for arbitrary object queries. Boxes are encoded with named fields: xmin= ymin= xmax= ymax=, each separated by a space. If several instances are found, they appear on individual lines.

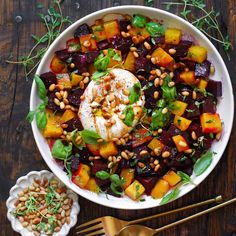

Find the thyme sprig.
xmin=162 ymin=0 xmax=231 ymax=60
xmin=6 ymin=0 xmax=71 ymax=79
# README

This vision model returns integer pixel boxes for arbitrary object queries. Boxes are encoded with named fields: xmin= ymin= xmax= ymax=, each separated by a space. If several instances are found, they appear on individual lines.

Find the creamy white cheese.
xmin=78 ymin=68 xmax=145 ymax=141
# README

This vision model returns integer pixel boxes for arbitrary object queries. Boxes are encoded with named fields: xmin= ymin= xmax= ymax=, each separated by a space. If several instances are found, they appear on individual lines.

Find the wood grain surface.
xmin=0 ymin=0 xmax=235 ymax=235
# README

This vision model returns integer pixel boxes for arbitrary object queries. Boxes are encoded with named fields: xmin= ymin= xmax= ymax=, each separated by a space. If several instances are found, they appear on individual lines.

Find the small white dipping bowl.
xmin=6 ymin=170 xmax=80 ymax=236
xmin=30 ymin=6 xmax=234 ymax=210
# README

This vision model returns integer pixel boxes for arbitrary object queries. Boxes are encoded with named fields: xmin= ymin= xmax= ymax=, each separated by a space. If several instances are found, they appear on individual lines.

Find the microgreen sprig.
xmin=6 ymin=0 xmax=71 ymax=79
xmin=162 ymin=0 xmax=231 ymax=60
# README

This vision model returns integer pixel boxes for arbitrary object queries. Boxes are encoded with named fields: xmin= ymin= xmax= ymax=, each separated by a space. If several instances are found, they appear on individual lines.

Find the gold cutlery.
xmin=76 ymin=195 xmax=222 ymax=236
xmin=116 ymin=197 xmax=236 ymax=236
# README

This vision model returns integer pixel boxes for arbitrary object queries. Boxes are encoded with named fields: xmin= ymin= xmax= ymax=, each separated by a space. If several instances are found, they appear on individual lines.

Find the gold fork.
xmin=116 ymin=197 xmax=236 ymax=236
xmin=76 ymin=195 xmax=222 ymax=236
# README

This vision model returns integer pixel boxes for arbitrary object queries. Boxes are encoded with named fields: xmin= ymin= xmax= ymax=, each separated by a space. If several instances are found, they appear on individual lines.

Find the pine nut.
xmin=155 ymin=69 xmax=161 ymax=77
xmin=216 ymin=132 xmax=221 ymax=140
xmin=144 ymin=41 xmax=151 ymax=50
xmin=121 ymin=151 xmax=129 ymax=160
xmin=169 ymin=81 xmax=175 ymax=87
xmin=130 ymin=46 xmax=137 ymax=51
xmin=127 ymin=25 xmax=131 ymax=30
xmin=192 ymin=91 xmax=197 ymax=100
xmin=49 ymin=83 xmax=56 ymax=91
xmin=123 ymin=88 xmax=130 ymax=96
xmin=210 ymin=65 xmax=215 ymax=75
xmin=158 ymin=128 xmax=163 ymax=133
xmin=162 ymin=107 xmax=168 ymax=114
xmin=154 ymin=164 xmax=160 ymax=172
xmin=154 ymin=77 xmax=160 ymax=87
xmin=182 ymin=91 xmax=189 ymax=96
xmin=80 ymin=95 xmax=85 ymax=100
xmin=161 ymin=72 xmax=167 ymax=79
xmin=151 ymin=57 xmax=156 ymax=64
xmin=83 ymin=76 xmax=89 ymax=84
xmin=154 ymin=159 xmax=159 ymax=165
xmin=97 ymin=138 xmax=104 ymax=143
xmin=133 ymin=51 xmax=139 ymax=58
xmin=82 ymin=72 xmax=90 ymax=77
xmin=55 ymin=92 xmax=62 ymax=100
xmin=121 ymin=31 xmax=127 ymax=37
xmin=132 ymin=36 xmax=139 ymax=44
xmin=60 ymin=102 xmax=65 ymax=109
xmin=146 ymin=54 xmax=151 ymax=59
xmin=169 ymin=48 xmax=176 ymax=54
xmin=118 ymin=114 xmax=125 ymax=120
xmin=70 ymin=63 xmax=75 ymax=68
xmin=83 ymin=40 xmax=90 ymax=48
xmin=153 ymin=91 xmax=159 ymax=99
xmin=162 ymin=151 xmax=170 ymax=158
xmin=138 ymin=162 xmax=145 ymax=168
xmin=140 ymin=150 xmax=148 ymax=156
xmin=191 ymin=131 xmax=197 ymax=140
xmin=79 ymin=81 xmax=85 ymax=89
xmin=184 ymin=149 xmax=193 ymax=154
xmin=179 ymin=141 xmax=187 ymax=147
xmin=154 ymin=148 xmax=161 ymax=156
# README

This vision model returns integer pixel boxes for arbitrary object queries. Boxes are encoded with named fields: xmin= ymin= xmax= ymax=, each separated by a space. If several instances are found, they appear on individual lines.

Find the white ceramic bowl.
xmin=6 ymin=170 xmax=80 ymax=236
xmin=30 ymin=6 xmax=234 ymax=209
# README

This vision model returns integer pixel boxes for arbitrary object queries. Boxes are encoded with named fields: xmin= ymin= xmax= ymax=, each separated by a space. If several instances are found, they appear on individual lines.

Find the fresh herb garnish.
xmin=177 ymin=171 xmax=195 ymax=185
xmin=160 ymin=187 xmax=180 ymax=205
xmin=131 ymin=14 xmax=147 ymax=28
xmin=161 ymin=75 xmax=177 ymax=102
xmin=146 ymin=22 xmax=165 ymax=37
xmin=129 ymin=82 xmax=141 ymax=104
xmin=151 ymin=108 xmax=170 ymax=130
xmin=80 ymin=129 xmax=103 ymax=145
xmin=52 ymin=139 xmax=72 ymax=160
xmin=96 ymin=171 xmax=125 ymax=196
xmin=122 ymin=106 xmax=135 ymax=127
xmin=26 ymin=75 xmax=48 ymax=130
xmin=6 ymin=1 xmax=71 ymax=79
xmin=91 ymin=70 xmax=109 ymax=83
xmin=193 ymin=151 xmax=213 ymax=176
xmin=162 ymin=0 xmax=231 ymax=59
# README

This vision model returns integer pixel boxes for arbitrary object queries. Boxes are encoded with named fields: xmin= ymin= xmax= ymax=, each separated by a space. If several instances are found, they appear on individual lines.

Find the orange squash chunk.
xmin=165 ymin=28 xmax=182 ymax=45
xmin=99 ymin=141 xmax=118 ymax=158
xmin=103 ymin=20 xmax=120 ymax=39
xmin=200 ymin=113 xmax=222 ymax=134
xmin=125 ymin=180 xmax=145 ymax=200
xmin=70 ymin=72 xmax=83 ymax=87
xmin=170 ymin=100 xmax=188 ymax=116
xmin=80 ymin=34 xmax=97 ymax=52
xmin=92 ymin=24 xmax=107 ymax=42
xmin=188 ymin=46 xmax=207 ymax=63
xmin=85 ymin=178 xmax=100 ymax=193
xmin=124 ymin=51 xmax=136 ymax=72
xmin=151 ymin=179 xmax=170 ymax=199
xmin=72 ymin=163 xmax=90 ymax=188
xmin=60 ymin=109 xmax=76 ymax=124
xmin=148 ymin=138 xmax=164 ymax=155
xmin=174 ymin=115 xmax=192 ymax=131
xmin=50 ymin=55 xmax=67 ymax=73
xmin=151 ymin=47 xmax=174 ymax=67
xmin=120 ymin=168 xmax=135 ymax=190
xmin=172 ymin=135 xmax=190 ymax=152
xmin=180 ymin=71 xmax=196 ymax=85
xmin=57 ymin=74 xmax=72 ymax=89
xmin=198 ymin=79 xmax=208 ymax=90
xmin=163 ymin=170 xmax=181 ymax=187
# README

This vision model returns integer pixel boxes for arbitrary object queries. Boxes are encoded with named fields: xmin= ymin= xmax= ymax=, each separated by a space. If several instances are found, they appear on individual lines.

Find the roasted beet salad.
xmin=32 ymin=14 xmax=223 ymax=202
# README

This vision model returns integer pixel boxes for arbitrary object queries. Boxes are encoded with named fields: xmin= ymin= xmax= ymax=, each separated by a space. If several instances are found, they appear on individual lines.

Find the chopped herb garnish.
xmin=123 ymin=106 xmax=135 ymax=127
xmin=193 ymin=151 xmax=213 ymax=176
xmin=129 ymin=82 xmax=141 ymax=104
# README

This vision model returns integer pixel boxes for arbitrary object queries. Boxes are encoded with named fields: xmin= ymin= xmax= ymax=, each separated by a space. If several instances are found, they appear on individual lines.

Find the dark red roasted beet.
xmin=181 ymin=60 xmax=196 ymax=71
xmin=133 ymin=146 xmax=150 ymax=158
xmin=47 ymin=92 xmax=62 ymax=111
xmin=136 ymin=176 xmax=158 ymax=195
xmin=65 ymin=118 xmax=83 ymax=132
xmin=188 ymin=122 xmax=203 ymax=139
xmin=136 ymin=162 xmax=154 ymax=176
xmin=165 ymin=40 xmax=192 ymax=58
xmin=70 ymin=155 xmax=80 ymax=173
xmin=91 ymin=160 xmax=110 ymax=187
xmin=185 ymin=103 xmax=200 ymax=119
xmin=206 ymin=80 xmax=222 ymax=97
xmin=136 ymin=43 xmax=150 ymax=57
xmin=159 ymin=130 xmax=172 ymax=146
xmin=55 ymin=49 xmax=71 ymax=62
xmin=135 ymin=57 xmax=152 ymax=72
xmin=85 ymin=51 xmax=99 ymax=64
xmin=110 ymin=35 xmax=132 ymax=54
xmin=201 ymin=135 xmax=214 ymax=150
xmin=40 ymin=72 xmax=57 ymax=88
xmin=107 ymin=187 xmax=122 ymax=198
xmin=195 ymin=60 xmax=211 ymax=77
xmin=97 ymin=40 xmax=111 ymax=50
xmin=72 ymin=53 xmax=88 ymax=73
xmin=176 ymin=86 xmax=193 ymax=103
xmin=119 ymin=20 xmax=130 ymax=32
xmin=168 ymin=124 xmax=182 ymax=136
xmin=201 ymin=96 xmax=216 ymax=114
xmin=74 ymin=23 xmax=91 ymax=38
xmin=151 ymin=36 xmax=165 ymax=45
xmin=67 ymin=89 xmax=84 ymax=107
xmin=72 ymin=147 xmax=90 ymax=163
xmin=167 ymin=152 xmax=193 ymax=170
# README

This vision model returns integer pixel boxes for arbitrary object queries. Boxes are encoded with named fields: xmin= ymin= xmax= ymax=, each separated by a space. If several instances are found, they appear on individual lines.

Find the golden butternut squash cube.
xmin=125 ymin=180 xmax=145 ymax=200
xmin=148 ymin=138 xmax=164 ymax=153
xmin=99 ymin=141 xmax=118 ymax=158
xmin=163 ymin=170 xmax=182 ymax=187
xmin=151 ymin=179 xmax=170 ymax=199
xmin=165 ymin=28 xmax=182 ymax=45
xmin=174 ymin=115 xmax=192 ymax=131
xmin=124 ymin=51 xmax=136 ymax=72
xmin=188 ymin=45 xmax=207 ymax=63
xmin=42 ymin=110 xmax=63 ymax=138
xmin=60 ymin=109 xmax=76 ymax=124
xmin=170 ymin=100 xmax=188 ymax=116
xmin=85 ymin=177 xmax=100 ymax=193
xmin=120 ymin=168 xmax=135 ymax=190
xmin=72 ymin=163 xmax=90 ymax=188
xmin=71 ymin=73 xmax=83 ymax=87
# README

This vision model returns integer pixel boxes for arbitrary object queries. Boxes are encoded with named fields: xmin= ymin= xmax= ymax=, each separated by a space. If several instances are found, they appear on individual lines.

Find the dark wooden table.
xmin=1 ymin=0 xmax=235 ymax=235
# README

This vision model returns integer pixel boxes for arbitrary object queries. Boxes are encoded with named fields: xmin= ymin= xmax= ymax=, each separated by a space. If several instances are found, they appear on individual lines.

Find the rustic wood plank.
xmin=0 ymin=0 xmax=235 ymax=235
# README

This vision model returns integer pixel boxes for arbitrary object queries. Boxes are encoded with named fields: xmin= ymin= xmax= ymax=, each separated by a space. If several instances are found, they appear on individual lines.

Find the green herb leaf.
xmin=71 ymin=130 xmax=85 ymax=150
xmin=94 ymin=53 xmax=110 ymax=71
xmin=26 ymin=110 xmax=36 ymax=123
xmin=34 ymin=75 xmax=47 ymax=99
xmin=35 ymin=110 xmax=47 ymax=129
xmin=110 ymin=183 xmax=123 ymax=196
xmin=80 ymin=129 xmax=103 ymax=145
xmin=193 ymin=151 xmax=213 ymax=176
xmin=122 ymin=106 xmax=134 ymax=127
xmin=146 ymin=22 xmax=165 ymax=37
xmin=91 ymin=70 xmax=109 ymax=83
xmin=129 ymin=82 xmax=141 ymax=104
xmin=110 ymin=174 xmax=125 ymax=187
xmin=52 ymin=139 xmax=72 ymax=160
xmin=177 ymin=171 xmax=192 ymax=184
xmin=113 ymin=53 xmax=122 ymax=62
xmin=96 ymin=170 xmax=110 ymax=180
xmin=161 ymin=75 xmax=177 ymax=102
xmin=151 ymin=108 xmax=170 ymax=130
xmin=131 ymin=14 xmax=147 ymax=28
xmin=160 ymin=188 xmax=180 ymax=205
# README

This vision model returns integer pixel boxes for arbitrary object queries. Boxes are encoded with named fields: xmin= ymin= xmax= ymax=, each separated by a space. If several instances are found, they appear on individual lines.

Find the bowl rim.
xmin=30 ymin=5 xmax=234 ymax=210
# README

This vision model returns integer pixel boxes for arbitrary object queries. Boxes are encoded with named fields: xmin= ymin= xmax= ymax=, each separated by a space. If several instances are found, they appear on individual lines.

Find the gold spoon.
xmin=116 ymin=197 xmax=236 ymax=236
